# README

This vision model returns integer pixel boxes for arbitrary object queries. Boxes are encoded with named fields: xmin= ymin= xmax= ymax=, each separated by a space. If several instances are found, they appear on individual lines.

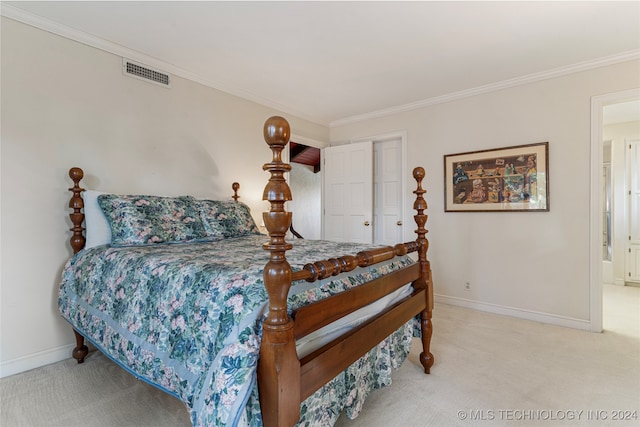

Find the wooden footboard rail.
xmin=260 ymin=116 xmax=433 ymax=427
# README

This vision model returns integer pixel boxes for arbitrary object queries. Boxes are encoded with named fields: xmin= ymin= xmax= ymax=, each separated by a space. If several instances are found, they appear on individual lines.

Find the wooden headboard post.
xmin=258 ymin=116 xmax=301 ymax=427
xmin=232 ymin=182 xmax=240 ymax=201
xmin=68 ymin=167 xmax=90 ymax=363
xmin=68 ymin=167 xmax=86 ymax=254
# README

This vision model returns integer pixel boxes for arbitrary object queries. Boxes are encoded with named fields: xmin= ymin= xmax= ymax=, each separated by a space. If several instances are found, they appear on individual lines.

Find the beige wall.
xmin=0 ymin=18 xmax=328 ymax=376
xmin=331 ymin=60 xmax=640 ymax=327
xmin=3 ymin=15 xmax=639 ymax=377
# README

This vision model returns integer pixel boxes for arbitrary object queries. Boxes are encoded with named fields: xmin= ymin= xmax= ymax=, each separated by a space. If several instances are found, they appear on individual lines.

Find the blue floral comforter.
xmin=59 ymin=235 xmax=416 ymax=426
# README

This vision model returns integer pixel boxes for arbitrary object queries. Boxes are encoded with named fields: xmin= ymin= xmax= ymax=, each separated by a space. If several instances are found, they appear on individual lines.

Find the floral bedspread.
xmin=59 ymin=235 xmax=416 ymax=426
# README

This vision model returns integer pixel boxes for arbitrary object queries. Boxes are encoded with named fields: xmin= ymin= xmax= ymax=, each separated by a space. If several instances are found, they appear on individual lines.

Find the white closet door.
xmin=323 ymin=141 xmax=373 ymax=243
xmin=374 ymin=139 xmax=403 ymax=245
xmin=626 ymin=139 xmax=640 ymax=283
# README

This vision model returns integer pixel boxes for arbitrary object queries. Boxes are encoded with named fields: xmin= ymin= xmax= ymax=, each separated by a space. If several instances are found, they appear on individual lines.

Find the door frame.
xmin=590 ymin=88 xmax=640 ymax=332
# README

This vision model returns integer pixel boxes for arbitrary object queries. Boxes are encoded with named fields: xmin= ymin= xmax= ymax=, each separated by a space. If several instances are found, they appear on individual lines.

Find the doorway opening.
xmin=289 ymin=141 xmax=322 ymax=239
xmin=591 ymin=89 xmax=640 ymax=333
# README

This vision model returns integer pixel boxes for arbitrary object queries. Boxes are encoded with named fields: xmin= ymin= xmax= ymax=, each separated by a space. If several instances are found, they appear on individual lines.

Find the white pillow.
xmin=83 ymin=190 xmax=112 ymax=248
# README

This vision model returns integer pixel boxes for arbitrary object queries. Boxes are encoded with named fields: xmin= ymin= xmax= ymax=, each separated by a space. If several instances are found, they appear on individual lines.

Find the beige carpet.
xmin=2 ymin=284 xmax=639 ymax=426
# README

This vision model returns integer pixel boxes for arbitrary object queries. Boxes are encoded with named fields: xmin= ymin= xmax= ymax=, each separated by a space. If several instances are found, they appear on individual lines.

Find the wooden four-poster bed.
xmin=61 ymin=116 xmax=434 ymax=426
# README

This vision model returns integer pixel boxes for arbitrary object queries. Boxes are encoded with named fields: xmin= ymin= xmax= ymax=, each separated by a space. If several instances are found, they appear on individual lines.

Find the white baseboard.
xmin=0 ymin=295 xmax=594 ymax=378
xmin=435 ymin=294 xmax=592 ymax=331
xmin=0 ymin=343 xmax=74 ymax=379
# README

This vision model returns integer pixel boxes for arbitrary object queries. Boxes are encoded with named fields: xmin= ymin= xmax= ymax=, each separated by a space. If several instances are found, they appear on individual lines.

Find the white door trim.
xmin=590 ymin=88 xmax=640 ymax=333
xmin=290 ymin=133 xmax=326 ymax=150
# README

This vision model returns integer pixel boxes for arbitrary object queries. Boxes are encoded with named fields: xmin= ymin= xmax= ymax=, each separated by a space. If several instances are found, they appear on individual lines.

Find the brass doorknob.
xmin=364 ymin=221 xmax=370 ymax=226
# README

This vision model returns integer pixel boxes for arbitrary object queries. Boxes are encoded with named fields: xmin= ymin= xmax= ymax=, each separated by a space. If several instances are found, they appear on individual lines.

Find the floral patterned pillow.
xmin=97 ymin=194 xmax=207 ymax=246
xmin=193 ymin=199 xmax=261 ymax=239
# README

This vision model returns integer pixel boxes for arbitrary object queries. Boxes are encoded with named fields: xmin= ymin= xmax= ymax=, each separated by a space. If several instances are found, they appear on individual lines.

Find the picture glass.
xmin=444 ymin=142 xmax=549 ymax=212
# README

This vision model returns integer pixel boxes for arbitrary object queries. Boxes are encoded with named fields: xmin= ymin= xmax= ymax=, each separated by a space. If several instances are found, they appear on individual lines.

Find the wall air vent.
xmin=123 ymin=59 xmax=171 ymax=88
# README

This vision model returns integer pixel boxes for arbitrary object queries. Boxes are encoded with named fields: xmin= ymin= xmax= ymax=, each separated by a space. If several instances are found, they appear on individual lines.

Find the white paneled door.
xmin=323 ymin=137 xmax=404 ymax=244
xmin=374 ymin=139 xmax=404 ymax=245
xmin=323 ymin=141 xmax=373 ymax=243
xmin=626 ymin=139 xmax=640 ymax=283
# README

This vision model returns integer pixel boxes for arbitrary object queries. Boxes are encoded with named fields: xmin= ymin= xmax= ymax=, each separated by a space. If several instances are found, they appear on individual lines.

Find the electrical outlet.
xmin=465 ymin=282 xmax=471 ymax=291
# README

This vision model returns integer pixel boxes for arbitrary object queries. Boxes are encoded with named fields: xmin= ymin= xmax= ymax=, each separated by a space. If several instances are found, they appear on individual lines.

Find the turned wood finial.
xmin=412 ymin=166 xmax=428 ymax=261
xmin=232 ymin=182 xmax=240 ymax=201
xmin=262 ymin=116 xmax=293 ymax=327
xmin=264 ymin=115 xmax=291 ymax=147
xmin=413 ymin=166 xmax=428 ymax=240
xmin=262 ymin=116 xmax=292 ymax=206
xmin=413 ymin=166 xmax=426 ymax=205
xmin=68 ymin=167 xmax=86 ymax=254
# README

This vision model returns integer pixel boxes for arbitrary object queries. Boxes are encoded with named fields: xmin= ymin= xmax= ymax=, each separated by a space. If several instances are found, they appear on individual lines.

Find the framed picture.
xmin=444 ymin=142 xmax=549 ymax=212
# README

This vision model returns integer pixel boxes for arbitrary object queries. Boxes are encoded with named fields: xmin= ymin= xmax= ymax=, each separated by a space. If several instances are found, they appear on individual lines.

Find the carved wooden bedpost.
xmin=69 ymin=167 xmax=86 ymax=253
xmin=68 ymin=167 xmax=89 ymax=363
xmin=258 ymin=116 xmax=301 ymax=427
xmin=413 ymin=167 xmax=434 ymax=374
xmin=232 ymin=182 xmax=240 ymax=201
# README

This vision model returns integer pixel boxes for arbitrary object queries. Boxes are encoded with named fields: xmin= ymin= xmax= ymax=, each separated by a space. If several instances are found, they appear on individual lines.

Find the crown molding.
xmin=3 ymin=4 xmax=638 ymax=130
xmin=330 ymin=49 xmax=640 ymax=128
xmin=0 ymin=4 xmax=326 ymax=127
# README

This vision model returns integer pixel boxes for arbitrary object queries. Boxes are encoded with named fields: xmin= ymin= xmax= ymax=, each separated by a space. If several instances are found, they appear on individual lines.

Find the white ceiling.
xmin=603 ymin=99 xmax=640 ymax=125
xmin=3 ymin=1 xmax=640 ymax=126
